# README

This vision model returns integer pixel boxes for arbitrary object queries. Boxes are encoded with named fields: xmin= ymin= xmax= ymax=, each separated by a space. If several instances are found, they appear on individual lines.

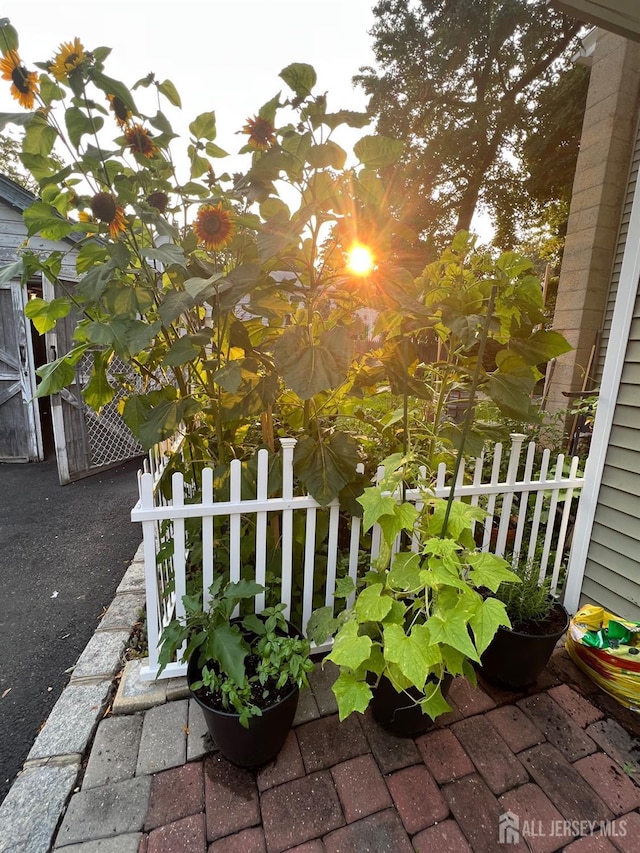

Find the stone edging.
xmin=0 ymin=543 xmax=148 ymax=853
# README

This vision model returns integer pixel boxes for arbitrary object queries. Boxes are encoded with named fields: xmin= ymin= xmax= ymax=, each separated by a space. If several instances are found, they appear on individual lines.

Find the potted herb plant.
xmin=158 ymin=577 xmax=314 ymax=767
xmin=479 ymin=556 xmax=569 ymax=689
xmin=309 ymin=455 xmax=520 ymax=736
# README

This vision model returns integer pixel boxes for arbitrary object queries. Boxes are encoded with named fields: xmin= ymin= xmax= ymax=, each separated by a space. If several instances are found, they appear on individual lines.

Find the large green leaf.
xmin=383 ymin=623 xmax=429 ymax=689
xmin=510 ymin=330 xmax=572 ymax=365
xmin=354 ymin=135 xmax=404 ymax=168
xmin=279 ymin=63 xmax=317 ymax=98
xmin=137 ymin=398 xmax=182 ymax=450
xmin=210 ymin=361 xmax=243 ymax=393
xmin=209 ymin=624 xmax=247 ymax=685
xmin=162 ymin=335 xmax=205 ymax=367
xmin=24 ymin=297 xmax=71 ymax=333
xmin=388 ymin=552 xmax=422 ymax=592
xmin=0 ymin=112 xmax=36 ymax=130
xmin=65 ymin=107 xmax=101 ymax=149
xmin=158 ymin=78 xmax=182 ymax=108
xmin=0 ymin=19 xmax=19 ymax=52
xmin=487 ymin=371 xmax=535 ymax=419
xmin=355 ymin=584 xmax=393 ymax=623
xmin=427 ymin=602 xmax=480 ymax=663
xmin=158 ymin=290 xmax=197 ymax=325
xmin=141 ymin=244 xmax=187 ymax=268
xmin=91 ymin=71 xmax=138 ymax=114
xmin=420 ymin=684 xmax=452 ymax=721
xmin=332 ymin=671 xmax=372 ymax=721
xmin=273 ymin=325 xmax=353 ymax=400
xmin=189 ymin=111 xmax=216 ymax=140
xmin=294 ymin=431 xmax=359 ymax=506
xmin=466 ymin=551 xmax=519 ymax=593
xmin=306 ymin=141 xmax=347 ymax=170
xmin=82 ymin=350 xmax=115 ymax=410
xmin=357 ymin=486 xmax=397 ymax=534
xmin=0 ymin=259 xmax=24 ymax=285
xmin=77 ymin=258 xmax=118 ymax=301
xmin=183 ymin=273 xmax=224 ymax=300
xmin=327 ymin=620 xmax=372 ymax=671
xmin=23 ymin=115 xmax=57 ymax=157
xmin=306 ymin=606 xmax=338 ymax=646
xmin=35 ymin=355 xmax=77 ymax=396
xmin=322 ymin=110 xmax=370 ymax=130
xmin=23 ymin=201 xmax=72 ymax=241
xmin=468 ymin=597 xmax=511 ymax=657
xmin=378 ymin=502 xmax=419 ymax=548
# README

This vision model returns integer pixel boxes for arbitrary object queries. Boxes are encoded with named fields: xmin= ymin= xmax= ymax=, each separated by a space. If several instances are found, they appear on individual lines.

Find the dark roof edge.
xmin=0 ymin=172 xmax=36 ymax=212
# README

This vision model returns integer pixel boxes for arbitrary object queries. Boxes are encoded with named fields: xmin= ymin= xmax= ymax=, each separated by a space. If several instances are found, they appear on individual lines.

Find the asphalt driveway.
xmin=0 ymin=454 xmax=144 ymax=803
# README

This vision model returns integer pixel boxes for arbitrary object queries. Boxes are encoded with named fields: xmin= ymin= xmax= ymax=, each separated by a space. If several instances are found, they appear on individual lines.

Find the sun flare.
xmin=347 ymin=245 xmax=374 ymax=276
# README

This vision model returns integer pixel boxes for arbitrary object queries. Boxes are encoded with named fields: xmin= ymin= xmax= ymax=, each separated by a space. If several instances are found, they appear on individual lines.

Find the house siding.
xmin=594 ymin=121 xmax=640 ymax=380
xmin=582 ymin=260 xmax=640 ymax=620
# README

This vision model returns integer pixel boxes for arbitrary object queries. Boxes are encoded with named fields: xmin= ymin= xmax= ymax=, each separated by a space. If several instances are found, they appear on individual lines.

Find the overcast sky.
xmin=1 ymin=1 xmax=378 ymax=164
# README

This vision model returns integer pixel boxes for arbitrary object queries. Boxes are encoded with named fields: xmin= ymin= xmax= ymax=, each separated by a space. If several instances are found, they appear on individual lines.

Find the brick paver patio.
xmin=51 ymin=647 xmax=640 ymax=852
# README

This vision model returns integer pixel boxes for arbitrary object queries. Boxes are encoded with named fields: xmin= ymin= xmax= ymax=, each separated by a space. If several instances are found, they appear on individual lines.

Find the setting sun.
xmin=347 ymin=244 xmax=374 ymax=276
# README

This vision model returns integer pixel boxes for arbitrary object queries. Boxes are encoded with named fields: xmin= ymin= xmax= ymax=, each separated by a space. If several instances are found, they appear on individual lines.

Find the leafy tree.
xmin=0 ymin=132 xmax=37 ymax=192
xmin=355 ymin=0 xmax=584 ymax=255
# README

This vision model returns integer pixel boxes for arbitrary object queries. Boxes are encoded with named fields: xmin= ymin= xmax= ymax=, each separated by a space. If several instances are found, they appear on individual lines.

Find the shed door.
xmin=0 ymin=281 xmax=43 ymax=461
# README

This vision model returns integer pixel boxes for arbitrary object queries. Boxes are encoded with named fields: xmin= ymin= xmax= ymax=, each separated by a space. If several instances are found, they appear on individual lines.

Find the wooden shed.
xmin=0 ymin=174 xmax=142 ymax=483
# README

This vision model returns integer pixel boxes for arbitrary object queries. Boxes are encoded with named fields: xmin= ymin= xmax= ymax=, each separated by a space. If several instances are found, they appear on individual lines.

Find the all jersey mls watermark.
xmin=499 ymin=811 xmax=629 ymax=844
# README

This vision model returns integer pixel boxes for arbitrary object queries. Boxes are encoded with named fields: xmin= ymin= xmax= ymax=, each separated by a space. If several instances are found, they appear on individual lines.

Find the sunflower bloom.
xmin=108 ymin=94 xmax=131 ymax=127
xmin=125 ymin=124 xmax=157 ymax=158
xmin=49 ymin=38 xmax=86 ymax=81
xmin=146 ymin=191 xmax=169 ymax=213
xmin=242 ymin=115 xmax=275 ymax=151
xmin=193 ymin=203 xmax=234 ymax=251
xmin=0 ymin=50 xmax=39 ymax=109
xmin=90 ymin=192 xmax=127 ymax=239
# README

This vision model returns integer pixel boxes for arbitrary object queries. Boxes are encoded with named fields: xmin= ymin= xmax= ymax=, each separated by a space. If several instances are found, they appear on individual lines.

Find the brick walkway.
xmin=51 ymin=648 xmax=640 ymax=853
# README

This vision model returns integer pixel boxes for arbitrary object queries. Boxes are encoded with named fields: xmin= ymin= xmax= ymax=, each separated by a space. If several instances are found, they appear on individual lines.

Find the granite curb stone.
xmin=0 ymin=761 xmax=81 ymax=853
xmin=26 ymin=681 xmax=113 ymax=762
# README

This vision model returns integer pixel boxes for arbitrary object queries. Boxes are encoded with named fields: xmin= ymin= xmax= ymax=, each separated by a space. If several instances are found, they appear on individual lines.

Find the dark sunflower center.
xmin=65 ymin=53 xmax=80 ymax=68
xmin=254 ymin=120 xmax=272 ymax=142
xmin=11 ymin=66 xmax=30 ymax=95
xmin=203 ymin=215 xmax=223 ymax=236
xmin=112 ymin=97 xmax=129 ymax=121
xmin=91 ymin=192 xmax=117 ymax=223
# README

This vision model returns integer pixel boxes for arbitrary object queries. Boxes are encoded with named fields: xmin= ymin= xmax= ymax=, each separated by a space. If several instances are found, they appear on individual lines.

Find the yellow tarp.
xmin=565 ymin=604 xmax=640 ymax=712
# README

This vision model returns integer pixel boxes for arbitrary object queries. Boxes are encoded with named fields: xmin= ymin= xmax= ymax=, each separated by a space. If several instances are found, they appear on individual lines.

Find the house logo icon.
xmin=499 ymin=811 xmax=520 ymax=844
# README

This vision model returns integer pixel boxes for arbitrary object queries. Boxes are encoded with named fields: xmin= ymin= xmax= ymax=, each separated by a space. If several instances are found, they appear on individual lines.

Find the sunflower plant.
xmin=0 ymin=18 xmax=417 ymax=504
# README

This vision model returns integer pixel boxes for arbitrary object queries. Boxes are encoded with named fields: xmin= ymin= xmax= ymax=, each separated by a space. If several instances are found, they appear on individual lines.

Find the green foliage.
xmin=158 ymin=578 xmax=314 ymax=728
xmin=355 ymin=0 xmax=584 ymax=254
xmin=308 ymin=454 xmax=519 ymax=722
xmin=0 ymin=25 xmax=422 ymax=506
xmin=491 ymin=555 xmax=555 ymax=630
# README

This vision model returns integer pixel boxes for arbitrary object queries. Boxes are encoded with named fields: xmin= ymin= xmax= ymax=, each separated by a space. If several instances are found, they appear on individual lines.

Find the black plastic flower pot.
xmin=371 ymin=672 xmax=453 ymax=737
xmin=187 ymin=652 xmax=299 ymax=768
xmin=479 ymin=602 xmax=569 ymax=690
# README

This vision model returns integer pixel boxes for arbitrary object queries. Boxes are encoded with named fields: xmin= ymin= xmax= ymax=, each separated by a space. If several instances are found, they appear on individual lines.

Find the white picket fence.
xmin=131 ymin=433 xmax=586 ymax=680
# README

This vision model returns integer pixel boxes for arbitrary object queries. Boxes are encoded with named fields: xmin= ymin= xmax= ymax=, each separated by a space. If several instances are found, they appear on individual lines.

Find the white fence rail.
xmin=132 ymin=433 xmax=586 ymax=680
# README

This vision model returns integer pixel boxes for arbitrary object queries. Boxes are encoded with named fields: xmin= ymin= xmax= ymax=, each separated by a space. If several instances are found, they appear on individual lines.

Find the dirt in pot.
xmin=191 ymin=653 xmax=294 ymax=714
xmin=510 ymin=602 xmax=568 ymax=636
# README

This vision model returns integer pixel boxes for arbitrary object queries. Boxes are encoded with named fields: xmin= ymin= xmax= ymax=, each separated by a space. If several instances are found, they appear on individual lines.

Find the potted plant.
xmin=158 ymin=577 xmax=314 ymax=767
xmin=479 ymin=556 xmax=569 ymax=689
xmin=309 ymin=454 xmax=520 ymax=736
